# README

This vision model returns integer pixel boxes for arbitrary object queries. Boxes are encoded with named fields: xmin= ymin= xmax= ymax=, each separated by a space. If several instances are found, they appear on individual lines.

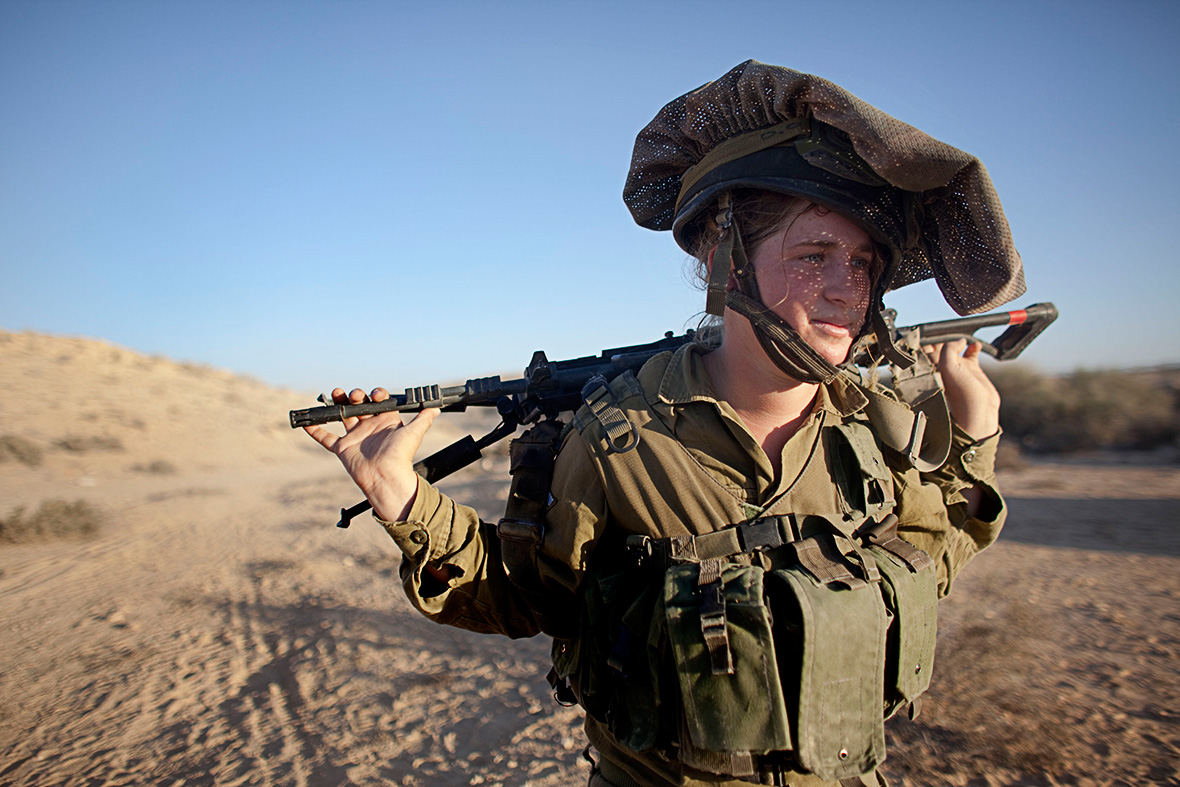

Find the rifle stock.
xmin=899 ymin=302 xmax=1058 ymax=360
xmin=852 ymin=302 xmax=1058 ymax=367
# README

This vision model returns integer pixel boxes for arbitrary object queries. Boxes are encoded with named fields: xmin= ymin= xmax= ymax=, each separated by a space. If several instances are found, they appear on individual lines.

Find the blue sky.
xmin=2 ymin=1 xmax=1178 ymax=392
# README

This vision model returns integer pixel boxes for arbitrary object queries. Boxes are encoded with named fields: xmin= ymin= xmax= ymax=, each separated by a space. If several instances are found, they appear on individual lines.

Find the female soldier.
xmin=304 ymin=61 xmax=1021 ymax=787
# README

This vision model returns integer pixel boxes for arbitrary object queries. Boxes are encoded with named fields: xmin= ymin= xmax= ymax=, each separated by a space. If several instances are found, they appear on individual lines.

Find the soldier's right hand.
xmin=302 ymin=387 xmax=439 ymax=522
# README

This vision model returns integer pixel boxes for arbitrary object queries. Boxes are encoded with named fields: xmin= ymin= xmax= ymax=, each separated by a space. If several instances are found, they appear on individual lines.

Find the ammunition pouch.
xmin=562 ymin=514 xmax=937 ymax=783
xmin=666 ymin=560 xmax=786 ymax=778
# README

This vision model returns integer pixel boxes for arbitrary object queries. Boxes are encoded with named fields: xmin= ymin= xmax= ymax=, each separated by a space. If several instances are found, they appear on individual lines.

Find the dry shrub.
xmin=52 ymin=435 xmax=125 ymax=453
xmin=132 ymin=459 xmax=178 ymax=475
xmin=0 ymin=435 xmax=43 ymax=467
xmin=0 ymin=499 xmax=103 ymax=543
xmin=991 ymin=365 xmax=1179 ymax=453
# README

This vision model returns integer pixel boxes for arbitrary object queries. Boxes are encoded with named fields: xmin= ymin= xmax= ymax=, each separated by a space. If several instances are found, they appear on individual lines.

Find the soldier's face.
xmin=751 ymin=207 xmax=876 ymax=366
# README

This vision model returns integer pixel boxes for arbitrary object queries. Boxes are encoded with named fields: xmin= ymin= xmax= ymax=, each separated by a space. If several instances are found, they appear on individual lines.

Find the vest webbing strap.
xmin=857 ymin=513 xmax=934 ymax=573
xmin=697 ymin=558 xmax=734 ymax=675
xmin=792 ymin=538 xmax=869 ymax=590
xmin=676 ymin=718 xmax=758 ymax=780
xmin=630 ymin=515 xmax=798 ymax=567
xmin=496 ymin=419 xmax=567 ymax=635
xmin=581 ymin=375 xmax=641 ymax=453
xmin=638 ymin=513 xmax=886 ymax=593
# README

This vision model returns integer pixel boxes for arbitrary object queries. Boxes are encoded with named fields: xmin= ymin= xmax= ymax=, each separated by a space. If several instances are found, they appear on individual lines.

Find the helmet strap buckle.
xmin=870 ymin=306 xmax=916 ymax=369
xmin=706 ymin=194 xmax=739 ymax=316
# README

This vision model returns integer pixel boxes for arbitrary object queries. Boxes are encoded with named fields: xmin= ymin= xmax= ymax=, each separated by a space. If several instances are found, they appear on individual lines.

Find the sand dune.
xmin=1 ymin=330 xmax=1177 ymax=786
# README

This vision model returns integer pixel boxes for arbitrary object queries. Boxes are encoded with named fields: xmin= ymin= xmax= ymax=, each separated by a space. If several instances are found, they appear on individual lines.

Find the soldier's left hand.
xmin=926 ymin=339 xmax=1001 ymax=441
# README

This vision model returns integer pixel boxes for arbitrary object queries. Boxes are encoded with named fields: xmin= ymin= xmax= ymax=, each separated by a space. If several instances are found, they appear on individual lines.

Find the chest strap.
xmin=627 ymin=514 xmax=885 ymax=582
xmin=627 ymin=514 xmax=798 ymax=566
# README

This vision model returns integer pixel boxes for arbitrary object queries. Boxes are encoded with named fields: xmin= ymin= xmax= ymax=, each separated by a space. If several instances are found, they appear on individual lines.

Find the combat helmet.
xmin=623 ymin=60 xmax=1025 ymax=382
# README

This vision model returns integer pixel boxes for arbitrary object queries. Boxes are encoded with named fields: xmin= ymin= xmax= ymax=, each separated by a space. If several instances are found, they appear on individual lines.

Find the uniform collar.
xmin=656 ymin=342 xmax=869 ymax=417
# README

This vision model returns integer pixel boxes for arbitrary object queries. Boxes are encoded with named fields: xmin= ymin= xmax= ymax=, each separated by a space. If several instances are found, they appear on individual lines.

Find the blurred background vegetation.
xmin=990 ymin=364 xmax=1180 ymax=455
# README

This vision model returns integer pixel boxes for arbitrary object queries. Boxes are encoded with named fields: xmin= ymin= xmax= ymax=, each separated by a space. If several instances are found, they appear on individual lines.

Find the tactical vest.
xmin=499 ymin=354 xmax=940 ymax=785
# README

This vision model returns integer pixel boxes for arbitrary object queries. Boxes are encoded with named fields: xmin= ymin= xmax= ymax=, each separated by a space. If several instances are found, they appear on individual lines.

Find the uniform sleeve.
xmin=377 ymin=429 xmax=608 ymax=638
xmin=890 ymin=426 xmax=1006 ymax=597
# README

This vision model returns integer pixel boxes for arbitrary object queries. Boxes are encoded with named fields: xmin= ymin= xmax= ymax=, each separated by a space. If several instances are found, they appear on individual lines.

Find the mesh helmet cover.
xmin=623 ymin=60 xmax=1025 ymax=314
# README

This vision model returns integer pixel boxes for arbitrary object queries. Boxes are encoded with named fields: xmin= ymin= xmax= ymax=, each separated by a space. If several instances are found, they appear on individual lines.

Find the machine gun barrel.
xmin=289 ymin=378 xmax=526 ymax=428
xmin=289 ymin=331 xmax=694 ymax=429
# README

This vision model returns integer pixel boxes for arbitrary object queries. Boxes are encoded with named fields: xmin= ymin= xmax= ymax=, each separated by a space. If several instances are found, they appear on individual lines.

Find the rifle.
xmin=291 ymin=302 xmax=1056 ymax=528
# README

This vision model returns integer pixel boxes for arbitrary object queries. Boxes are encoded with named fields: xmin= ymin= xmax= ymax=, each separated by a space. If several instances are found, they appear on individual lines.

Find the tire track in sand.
xmin=217 ymin=555 xmax=350 ymax=787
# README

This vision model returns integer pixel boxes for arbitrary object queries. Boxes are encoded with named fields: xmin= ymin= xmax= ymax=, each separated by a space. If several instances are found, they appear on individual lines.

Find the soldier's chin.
xmin=802 ymin=335 xmax=854 ymax=367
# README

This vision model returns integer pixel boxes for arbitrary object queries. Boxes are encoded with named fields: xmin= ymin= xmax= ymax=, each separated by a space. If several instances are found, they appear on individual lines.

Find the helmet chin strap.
xmin=725 ymin=290 xmax=841 ymax=384
xmin=708 ymin=195 xmax=842 ymax=384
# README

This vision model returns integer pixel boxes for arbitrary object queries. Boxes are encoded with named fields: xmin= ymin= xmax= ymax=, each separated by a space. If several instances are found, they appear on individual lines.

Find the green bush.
xmin=991 ymin=365 xmax=1179 ymax=453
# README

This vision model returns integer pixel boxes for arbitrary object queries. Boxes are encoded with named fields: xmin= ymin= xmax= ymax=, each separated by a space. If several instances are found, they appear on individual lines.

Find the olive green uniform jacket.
xmin=381 ymin=344 xmax=1006 ymax=786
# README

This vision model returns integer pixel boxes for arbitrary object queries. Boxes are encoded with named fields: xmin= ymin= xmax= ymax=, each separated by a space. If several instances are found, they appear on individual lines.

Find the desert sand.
xmin=1 ymin=329 xmax=1177 ymax=787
